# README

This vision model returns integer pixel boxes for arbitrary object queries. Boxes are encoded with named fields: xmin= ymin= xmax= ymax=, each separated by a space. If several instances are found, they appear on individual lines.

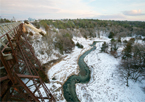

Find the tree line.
xmin=0 ymin=18 xmax=11 ymax=23
xmin=101 ymin=36 xmax=145 ymax=86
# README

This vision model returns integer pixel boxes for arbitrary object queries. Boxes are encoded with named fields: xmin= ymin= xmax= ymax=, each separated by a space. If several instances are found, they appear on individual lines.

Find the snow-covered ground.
xmin=47 ymin=37 xmax=109 ymax=84
xmin=45 ymin=37 xmax=113 ymax=101
xmin=25 ymin=23 xmax=145 ymax=101
xmin=46 ymin=37 xmax=101 ymax=101
xmin=24 ymin=23 xmax=62 ymax=64
xmin=76 ymin=42 xmax=145 ymax=102
xmin=47 ymin=36 xmax=145 ymax=102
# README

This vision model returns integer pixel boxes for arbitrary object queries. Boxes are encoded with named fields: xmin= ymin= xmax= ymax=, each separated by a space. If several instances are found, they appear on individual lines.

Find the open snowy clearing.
xmin=30 ymin=34 xmax=145 ymax=102
xmin=23 ymin=23 xmax=145 ymax=101
xmin=76 ymin=42 xmax=145 ymax=102
xmin=46 ymin=37 xmax=145 ymax=102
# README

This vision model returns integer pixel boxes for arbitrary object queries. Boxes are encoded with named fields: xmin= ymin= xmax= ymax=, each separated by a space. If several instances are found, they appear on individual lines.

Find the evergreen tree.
xmin=110 ymin=38 xmax=118 ymax=52
xmin=108 ymin=32 xmax=115 ymax=38
xmin=101 ymin=42 xmax=108 ymax=52
xmin=122 ymin=38 xmax=135 ymax=59
xmin=76 ymin=42 xmax=83 ymax=48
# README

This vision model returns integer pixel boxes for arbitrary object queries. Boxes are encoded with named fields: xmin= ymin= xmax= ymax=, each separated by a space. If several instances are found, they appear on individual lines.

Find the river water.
xmin=63 ymin=41 xmax=97 ymax=102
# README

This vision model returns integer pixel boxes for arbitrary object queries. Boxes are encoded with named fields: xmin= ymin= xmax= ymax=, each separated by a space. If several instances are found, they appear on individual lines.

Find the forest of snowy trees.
xmin=24 ymin=19 xmax=145 ymax=86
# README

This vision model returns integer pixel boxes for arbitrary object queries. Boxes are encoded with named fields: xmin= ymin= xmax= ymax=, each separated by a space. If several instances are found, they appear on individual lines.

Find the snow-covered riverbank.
xmin=46 ymin=37 xmax=103 ymax=101
xmin=45 ymin=36 xmax=145 ymax=102
xmin=76 ymin=42 xmax=145 ymax=102
xmin=24 ymin=22 xmax=145 ymax=102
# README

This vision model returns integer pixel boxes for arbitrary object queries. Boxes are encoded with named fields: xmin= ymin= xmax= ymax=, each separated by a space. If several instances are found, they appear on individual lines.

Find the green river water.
xmin=63 ymin=41 xmax=97 ymax=102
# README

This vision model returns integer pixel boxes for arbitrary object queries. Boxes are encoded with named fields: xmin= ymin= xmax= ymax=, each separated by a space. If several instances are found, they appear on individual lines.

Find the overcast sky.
xmin=1 ymin=0 xmax=145 ymax=21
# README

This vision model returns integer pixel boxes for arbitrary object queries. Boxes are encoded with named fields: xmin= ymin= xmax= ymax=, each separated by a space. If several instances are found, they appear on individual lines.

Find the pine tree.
xmin=108 ymin=32 xmax=115 ymax=38
xmin=101 ymin=42 xmax=108 ymax=52
xmin=122 ymin=38 xmax=135 ymax=59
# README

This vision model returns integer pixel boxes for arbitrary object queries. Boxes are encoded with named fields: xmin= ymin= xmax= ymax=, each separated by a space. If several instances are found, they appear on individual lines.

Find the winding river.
xmin=63 ymin=41 xmax=97 ymax=102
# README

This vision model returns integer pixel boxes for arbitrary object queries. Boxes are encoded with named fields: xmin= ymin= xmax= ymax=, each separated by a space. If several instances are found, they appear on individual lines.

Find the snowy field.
xmin=46 ymin=37 xmax=103 ymax=101
xmin=47 ymin=36 xmax=145 ymax=102
xmin=24 ymin=24 xmax=145 ymax=101
xmin=76 ymin=42 xmax=145 ymax=102
xmin=28 ymin=24 xmax=145 ymax=102
xmin=45 ymin=37 xmax=113 ymax=101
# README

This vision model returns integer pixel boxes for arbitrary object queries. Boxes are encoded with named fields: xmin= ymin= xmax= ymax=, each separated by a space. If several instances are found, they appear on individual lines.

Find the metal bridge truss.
xmin=0 ymin=23 xmax=55 ymax=102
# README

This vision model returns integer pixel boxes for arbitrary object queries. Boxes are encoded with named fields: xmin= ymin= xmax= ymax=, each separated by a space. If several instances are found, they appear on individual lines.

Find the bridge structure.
xmin=0 ymin=22 xmax=55 ymax=102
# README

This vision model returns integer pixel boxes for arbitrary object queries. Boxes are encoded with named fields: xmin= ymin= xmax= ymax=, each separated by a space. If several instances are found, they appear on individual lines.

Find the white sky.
xmin=0 ymin=0 xmax=145 ymax=21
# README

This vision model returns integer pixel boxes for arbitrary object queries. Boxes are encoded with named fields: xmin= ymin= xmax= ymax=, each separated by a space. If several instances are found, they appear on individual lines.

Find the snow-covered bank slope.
xmin=46 ymin=37 xmax=108 ymax=101
xmin=24 ymin=23 xmax=61 ymax=64
xmin=76 ymin=42 xmax=145 ymax=102
xmin=48 ymin=37 xmax=93 ymax=83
